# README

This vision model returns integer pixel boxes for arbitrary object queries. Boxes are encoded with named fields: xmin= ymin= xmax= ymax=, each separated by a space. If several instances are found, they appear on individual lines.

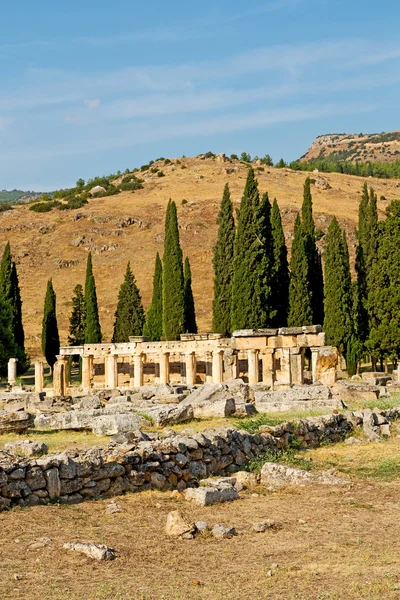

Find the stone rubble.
xmin=63 ymin=542 xmax=116 ymax=560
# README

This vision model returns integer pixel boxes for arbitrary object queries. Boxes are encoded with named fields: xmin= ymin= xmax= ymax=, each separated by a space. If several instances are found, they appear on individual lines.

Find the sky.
xmin=1 ymin=0 xmax=400 ymax=191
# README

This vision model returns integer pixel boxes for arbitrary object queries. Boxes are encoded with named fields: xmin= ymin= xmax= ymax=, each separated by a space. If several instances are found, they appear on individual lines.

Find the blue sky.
xmin=1 ymin=0 xmax=400 ymax=190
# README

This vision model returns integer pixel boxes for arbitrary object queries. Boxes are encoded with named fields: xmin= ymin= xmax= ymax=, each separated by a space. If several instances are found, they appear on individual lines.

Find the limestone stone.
xmin=26 ymin=467 xmax=46 ymax=491
xmin=4 ymin=440 xmax=48 ymax=457
xmin=211 ymin=524 xmax=237 ymax=539
xmin=0 ymin=411 xmax=34 ymax=434
xmin=260 ymin=462 xmax=348 ymax=490
xmin=165 ymin=510 xmax=195 ymax=537
xmin=63 ymin=542 xmax=115 ymax=560
xmin=45 ymin=468 xmax=61 ymax=499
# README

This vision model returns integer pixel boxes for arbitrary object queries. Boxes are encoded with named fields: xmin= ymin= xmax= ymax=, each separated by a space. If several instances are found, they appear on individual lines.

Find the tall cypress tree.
xmin=231 ymin=168 xmax=261 ymax=330
xmin=301 ymin=177 xmax=324 ymax=325
xmin=323 ymin=218 xmax=353 ymax=357
xmin=143 ymin=252 xmax=163 ymax=341
xmin=0 ymin=243 xmax=28 ymax=372
xmin=41 ymin=279 xmax=60 ymax=371
xmin=0 ymin=298 xmax=16 ymax=377
xmin=112 ymin=262 xmax=145 ymax=342
xmin=212 ymin=184 xmax=235 ymax=335
xmin=255 ymin=191 xmax=274 ymax=327
xmin=270 ymin=199 xmax=289 ymax=327
xmin=162 ymin=200 xmax=185 ymax=340
xmin=68 ymin=284 xmax=85 ymax=346
xmin=84 ymin=252 xmax=102 ymax=343
xmin=288 ymin=215 xmax=313 ymax=326
xmin=183 ymin=257 xmax=197 ymax=333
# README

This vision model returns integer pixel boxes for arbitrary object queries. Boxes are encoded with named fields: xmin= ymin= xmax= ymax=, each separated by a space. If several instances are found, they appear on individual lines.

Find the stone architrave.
xmin=185 ymin=352 xmax=196 ymax=386
xmin=159 ymin=352 xmax=170 ymax=385
xmin=35 ymin=361 xmax=44 ymax=392
xmin=7 ymin=358 xmax=18 ymax=385
xmin=247 ymin=349 xmax=259 ymax=385
xmin=212 ymin=350 xmax=224 ymax=384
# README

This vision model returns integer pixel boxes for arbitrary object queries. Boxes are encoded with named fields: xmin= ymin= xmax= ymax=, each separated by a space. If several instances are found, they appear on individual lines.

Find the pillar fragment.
xmin=35 ymin=361 xmax=44 ymax=393
xmin=205 ymin=351 xmax=213 ymax=383
xmin=53 ymin=360 xmax=65 ymax=397
xmin=159 ymin=352 xmax=170 ymax=385
xmin=212 ymin=350 xmax=224 ymax=384
xmin=185 ymin=352 xmax=196 ymax=386
xmin=82 ymin=354 xmax=93 ymax=392
xmin=7 ymin=358 xmax=18 ymax=386
xmin=247 ymin=349 xmax=259 ymax=385
xmin=105 ymin=354 xmax=118 ymax=389
xmin=260 ymin=349 xmax=274 ymax=387
xmin=134 ymin=353 xmax=144 ymax=388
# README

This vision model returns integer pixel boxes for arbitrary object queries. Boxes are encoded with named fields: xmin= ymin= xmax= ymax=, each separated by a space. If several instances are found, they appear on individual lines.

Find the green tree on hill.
xmin=68 ymin=284 xmax=85 ymax=346
xmin=231 ymin=168 xmax=260 ymax=330
xmin=0 ymin=243 xmax=29 ymax=372
xmin=323 ymin=218 xmax=353 ymax=357
xmin=183 ymin=257 xmax=197 ymax=333
xmin=112 ymin=262 xmax=145 ymax=342
xmin=301 ymin=177 xmax=324 ymax=325
xmin=143 ymin=252 xmax=163 ymax=341
xmin=212 ymin=184 xmax=235 ymax=335
xmin=288 ymin=215 xmax=313 ymax=326
xmin=270 ymin=199 xmax=289 ymax=327
xmin=41 ymin=279 xmax=60 ymax=372
xmin=84 ymin=252 xmax=102 ymax=343
xmin=162 ymin=200 xmax=185 ymax=340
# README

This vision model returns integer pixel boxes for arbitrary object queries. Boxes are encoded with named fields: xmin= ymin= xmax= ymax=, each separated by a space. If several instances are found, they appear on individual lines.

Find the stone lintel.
xmin=129 ymin=336 xmax=150 ymax=343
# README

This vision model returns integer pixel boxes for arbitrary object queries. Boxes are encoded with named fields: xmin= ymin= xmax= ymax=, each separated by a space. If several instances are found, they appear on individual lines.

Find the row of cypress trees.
xmin=41 ymin=199 xmax=198 ymax=368
xmin=212 ymin=169 xmax=325 ymax=335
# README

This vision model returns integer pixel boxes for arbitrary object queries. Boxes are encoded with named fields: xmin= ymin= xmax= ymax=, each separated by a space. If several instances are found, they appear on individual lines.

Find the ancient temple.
xmin=44 ymin=325 xmax=338 ymax=396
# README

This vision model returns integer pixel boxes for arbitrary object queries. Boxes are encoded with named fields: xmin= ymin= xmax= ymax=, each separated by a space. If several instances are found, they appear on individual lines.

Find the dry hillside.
xmin=301 ymin=131 xmax=400 ymax=163
xmin=3 ymin=155 xmax=400 ymax=357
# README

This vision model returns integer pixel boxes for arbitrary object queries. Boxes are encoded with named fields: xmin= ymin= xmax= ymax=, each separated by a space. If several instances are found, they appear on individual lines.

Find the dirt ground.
xmin=2 ymin=437 xmax=400 ymax=600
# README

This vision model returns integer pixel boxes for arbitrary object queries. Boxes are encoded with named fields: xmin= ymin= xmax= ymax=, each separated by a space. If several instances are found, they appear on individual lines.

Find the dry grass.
xmin=2 ymin=433 xmax=400 ymax=598
xmin=0 ymin=430 xmax=110 ymax=453
xmin=3 ymin=156 xmax=397 ymax=357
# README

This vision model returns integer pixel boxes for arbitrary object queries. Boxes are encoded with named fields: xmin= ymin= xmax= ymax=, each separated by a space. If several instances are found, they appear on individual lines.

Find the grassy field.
xmin=2 ymin=434 xmax=400 ymax=599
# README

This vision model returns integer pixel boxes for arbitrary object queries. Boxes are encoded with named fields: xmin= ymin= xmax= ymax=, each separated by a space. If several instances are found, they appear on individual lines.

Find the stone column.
xmin=247 ymin=349 xmax=259 ymax=385
xmin=105 ymin=354 xmax=117 ymax=389
xmin=212 ymin=350 xmax=224 ymax=384
xmin=185 ymin=352 xmax=196 ymax=386
xmin=290 ymin=348 xmax=304 ymax=385
xmin=231 ymin=351 xmax=239 ymax=380
xmin=134 ymin=353 xmax=144 ymax=388
xmin=261 ymin=349 xmax=274 ymax=387
xmin=82 ymin=354 xmax=93 ymax=392
xmin=7 ymin=358 xmax=18 ymax=386
xmin=53 ymin=359 xmax=65 ymax=397
xmin=311 ymin=348 xmax=320 ymax=383
xmin=205 ymin=351 xmax=213 ymax=383
xmin=58 ymin=355 xmax=70 ymax=392
xmin=159 ymin=352 xmax=170 ymax=385
xmin=35 ymin=361 xmax=44 ymax=392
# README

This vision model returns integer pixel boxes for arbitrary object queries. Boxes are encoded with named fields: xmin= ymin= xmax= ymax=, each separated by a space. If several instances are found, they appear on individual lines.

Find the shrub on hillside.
xmin=29 ymin=202 xmax=53 ymax=213
xmin=157 ymin=171 xmax=165 ymax=177
xmin=58 ymin=196 xmax=88 ymax=210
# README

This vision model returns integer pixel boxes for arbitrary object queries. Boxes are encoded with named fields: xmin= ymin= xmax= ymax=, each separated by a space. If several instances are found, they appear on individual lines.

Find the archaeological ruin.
xmin=41 ymin=325 xmax=339 ymax=396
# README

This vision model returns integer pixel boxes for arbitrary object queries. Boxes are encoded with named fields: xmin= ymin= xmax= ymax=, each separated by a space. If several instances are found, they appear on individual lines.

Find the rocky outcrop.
xmin=0 ymin=411 xmax=34 ymax=433
xmin=260 ymin=463 xmax=348 ymax=490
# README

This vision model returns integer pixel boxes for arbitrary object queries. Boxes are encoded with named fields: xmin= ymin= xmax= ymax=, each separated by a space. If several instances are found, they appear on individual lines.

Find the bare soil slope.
xmin=3 ymin=156 xmax=399 ymax=356
xmin=301 ymin=131 xmax=400 ymax=163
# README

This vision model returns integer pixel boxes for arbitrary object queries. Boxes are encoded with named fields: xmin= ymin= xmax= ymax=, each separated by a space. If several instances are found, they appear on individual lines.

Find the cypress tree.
xmin=183 ymin=257 xmax=197 ymax=333
xmin=84 ymin=252 xmax=102 ymax=343
xmin=68 ymin=284 xmax=85 ymax=346
xmin=41 ymin=279 xmax=60 ymax=371
xmin=212 ymin=184 xmax=235 ymax=335
xmin=254 ymin=191 xmax=274 ymax=327
xmin=301 ymin=177 xmax=324 ymax=325
xmin=0 ymin=243 xmax=28 ymax=372
xmin=270 ymin=199 xmax=289 ymax=327
xmin=323 ymin=218 xmax=353 ymax=356
xmin=231 ymin=168 xmax=261 ymax=330
xmin=288 ymin=215 xmax=313 ymax=326
xmin=143 ymin=252 xmax=163 ymax=341
xmin=112 ymin=262 xmax=145 ymax=342
xmin=162 ymin=200 xmax=185 ymax=340
xmin=0 ymin=298 xmax=16 ymax=377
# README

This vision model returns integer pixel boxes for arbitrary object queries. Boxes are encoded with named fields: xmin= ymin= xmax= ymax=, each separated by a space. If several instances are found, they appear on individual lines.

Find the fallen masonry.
xmin=0 ymin=407 xmax=398 ymax=511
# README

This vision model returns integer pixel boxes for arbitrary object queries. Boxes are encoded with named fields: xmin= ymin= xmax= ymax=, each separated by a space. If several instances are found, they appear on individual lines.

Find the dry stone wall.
xmin=1 ymin=408 xmax=397 ymax=511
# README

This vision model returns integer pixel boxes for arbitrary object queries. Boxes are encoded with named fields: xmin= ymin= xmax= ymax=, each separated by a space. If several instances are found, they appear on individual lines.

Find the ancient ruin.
xmin=41 ymin=325 xmax=338 ymax=396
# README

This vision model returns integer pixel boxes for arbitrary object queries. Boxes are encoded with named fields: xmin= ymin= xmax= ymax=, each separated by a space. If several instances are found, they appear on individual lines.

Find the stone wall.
xmin=1 ymin=407 xmax=397 ymax=512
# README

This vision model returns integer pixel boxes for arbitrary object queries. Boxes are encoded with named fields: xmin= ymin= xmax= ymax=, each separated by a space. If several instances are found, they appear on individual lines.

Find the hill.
xmin=0 ymin=189 xmax=42 ymax=204
xmin=3 ymin=154 xmax=400 ymax=358
xmin=300 ymin=131 xmax=400 ymax=164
